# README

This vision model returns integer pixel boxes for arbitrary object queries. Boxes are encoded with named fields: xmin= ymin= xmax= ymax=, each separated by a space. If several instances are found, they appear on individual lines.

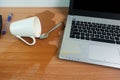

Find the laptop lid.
xmin=69 ymin=0 xmax=120 ymax=20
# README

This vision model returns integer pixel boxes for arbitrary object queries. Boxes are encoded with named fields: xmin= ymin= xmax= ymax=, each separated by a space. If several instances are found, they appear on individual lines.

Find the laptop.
xmin=59 ymin=0 xmax=120 ymax=68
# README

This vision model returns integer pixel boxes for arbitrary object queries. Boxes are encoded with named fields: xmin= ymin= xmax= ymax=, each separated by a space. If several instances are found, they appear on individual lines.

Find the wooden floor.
xmin=0 ymin=7 xmax=120 ymax=80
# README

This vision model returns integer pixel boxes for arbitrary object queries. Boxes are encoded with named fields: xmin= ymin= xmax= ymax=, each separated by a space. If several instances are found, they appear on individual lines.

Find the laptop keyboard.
xmin=70 ymin=20 xmax=120 ymax=44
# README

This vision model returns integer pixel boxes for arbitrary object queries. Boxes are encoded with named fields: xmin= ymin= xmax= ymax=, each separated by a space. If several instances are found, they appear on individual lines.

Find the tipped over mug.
xmin=10 ymin=16 xmax=42 ymax=46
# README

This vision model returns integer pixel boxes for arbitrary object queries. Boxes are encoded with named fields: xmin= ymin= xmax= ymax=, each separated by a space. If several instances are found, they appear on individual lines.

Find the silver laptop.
xmin=59 ymin=0 xmax=120 ymax=68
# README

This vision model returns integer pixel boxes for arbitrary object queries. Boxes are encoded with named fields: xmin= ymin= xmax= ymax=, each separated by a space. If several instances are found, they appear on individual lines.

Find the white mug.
xmin=10 ymin=16 xmax=42 ymax=46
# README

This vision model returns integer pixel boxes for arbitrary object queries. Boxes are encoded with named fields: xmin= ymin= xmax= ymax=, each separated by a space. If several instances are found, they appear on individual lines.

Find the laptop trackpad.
xmin=88 ymin=44 xmax=120 ymax=64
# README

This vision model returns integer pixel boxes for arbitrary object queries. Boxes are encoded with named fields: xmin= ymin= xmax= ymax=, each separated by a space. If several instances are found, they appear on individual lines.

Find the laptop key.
xmin=76 ymin=35 xmax=80 ymax=39
xmin=91 ymin=37 xmax=115 ymax=44
xmin=116 ymin=41 xmax=120 ymax=44
xmin=70 ymin=34 xmax=75 ymax=38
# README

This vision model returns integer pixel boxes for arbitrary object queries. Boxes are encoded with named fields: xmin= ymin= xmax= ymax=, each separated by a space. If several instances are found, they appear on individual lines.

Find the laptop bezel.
xmin=69 ymin=0 xmax=120 ymax=20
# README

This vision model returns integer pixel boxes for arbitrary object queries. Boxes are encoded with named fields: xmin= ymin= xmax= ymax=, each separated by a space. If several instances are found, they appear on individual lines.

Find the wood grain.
xmin=0 ymin=7 xmax=120 ymax=80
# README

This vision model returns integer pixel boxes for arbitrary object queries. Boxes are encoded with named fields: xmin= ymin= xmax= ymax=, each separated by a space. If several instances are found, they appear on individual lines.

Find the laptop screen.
xmin=69 ymin=0 xmax=120 ymax=19
xmin=73 ymin=0 xmax=120 ymax=14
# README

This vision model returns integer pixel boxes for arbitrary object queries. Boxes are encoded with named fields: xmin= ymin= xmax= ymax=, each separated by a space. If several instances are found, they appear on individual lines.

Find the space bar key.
xmin=91 ymin=38 xmax=115 ymax=44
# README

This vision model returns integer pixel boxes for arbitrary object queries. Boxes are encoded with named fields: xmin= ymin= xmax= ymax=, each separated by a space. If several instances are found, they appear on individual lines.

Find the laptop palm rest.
xmin=88 ymin=44 xmax=120 ymax=64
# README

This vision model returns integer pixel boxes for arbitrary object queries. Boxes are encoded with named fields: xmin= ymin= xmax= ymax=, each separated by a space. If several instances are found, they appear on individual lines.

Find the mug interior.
xmin=33 ymin=16 xmax=41 ymax=37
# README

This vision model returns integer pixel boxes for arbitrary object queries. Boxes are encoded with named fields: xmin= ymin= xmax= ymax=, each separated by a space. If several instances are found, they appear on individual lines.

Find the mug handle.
xmin=16 ymin=36 xmax=36 ymax=46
